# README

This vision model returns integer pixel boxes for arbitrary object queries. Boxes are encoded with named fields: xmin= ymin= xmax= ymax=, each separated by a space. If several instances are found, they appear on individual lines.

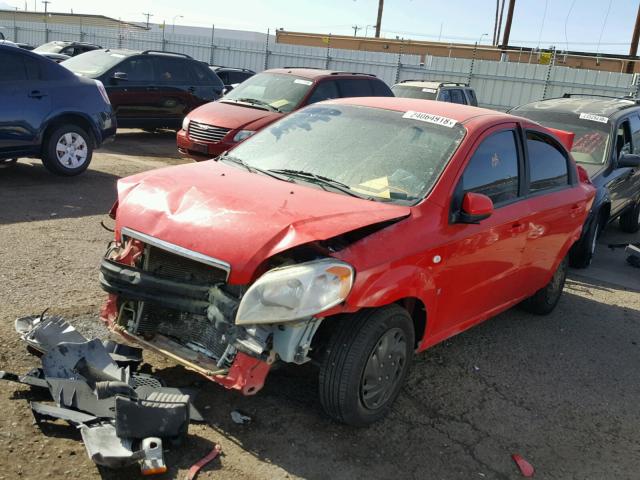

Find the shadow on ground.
xmin=102 ymin=130 xmax=181 ymax=159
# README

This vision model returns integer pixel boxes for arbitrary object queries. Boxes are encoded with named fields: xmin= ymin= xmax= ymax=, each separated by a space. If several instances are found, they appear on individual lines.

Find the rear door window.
xmin=336 ymin=78 xmax=373 ymax=98
xmin=466 ymin=89 xmax=478 ymax=106
xmin=438 ymin=89 xmax=451 ymax=102
xmin=117 ymin=57 xmax=155 ymax=83
xmin=227 ymin=71 xmax=252 ymax=84
xmin=462 ymin=130 xmax=520 ymax=205
xmin=192 ymin=62 xmax=223 ymax=87
xmin=370 ymin=79 xmax=392 ymax=96
xmin=153 ymin=57 xmax=192 ymax=84
xmin=306 ymin=80 xmax=339 ymax=104
xmin=526 ymin=131 xmax=569 ymax=193
xmin=450 ymin=89 xmax=466 ymax=104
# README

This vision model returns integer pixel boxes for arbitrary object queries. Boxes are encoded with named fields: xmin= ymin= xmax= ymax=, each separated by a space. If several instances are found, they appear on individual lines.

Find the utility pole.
xmin=496 ymin=0 xmax=506 ymax=47
xmin=42 ymin=0 xmax=50 ymax=42
xmin=375 ymin=0 xmax=383 ymax=38
xmin=41 ymin=0 xmax=50 ymax=15
xmin=142 ymin=12 xmax=153 ymax=29
xmin=500 ymin=0 xmax=516 ymax=49
xmin=352 ymin=25 xmax=360 ymax=37
xmin=627 ymin=3 xmax=640 ymax=73
xmin=492 ymin=0 xmax=500 ymax=45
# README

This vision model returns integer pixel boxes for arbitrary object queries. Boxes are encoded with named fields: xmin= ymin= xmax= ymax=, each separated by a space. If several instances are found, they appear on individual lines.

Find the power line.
xmin=536 ymin=0 xmax=548 ymax=48
xmin=595 ymin=0 xmax=613 ymax=56
xmin=564 ymin=0 xmax=577 ymax=53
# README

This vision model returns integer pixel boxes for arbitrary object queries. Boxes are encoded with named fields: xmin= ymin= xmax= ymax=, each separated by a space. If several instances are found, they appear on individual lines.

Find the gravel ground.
xmin=0 ymin=129 xmax=639 ymax=480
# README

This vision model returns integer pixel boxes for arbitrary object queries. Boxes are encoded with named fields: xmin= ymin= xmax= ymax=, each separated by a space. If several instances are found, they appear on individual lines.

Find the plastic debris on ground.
xmin=230 ymin=409 xmax=252 ymax=425
xmin=1 ymin=312 xmax=215 ymax=476
xmin=511 ymin=453 xmax=535 ymax=477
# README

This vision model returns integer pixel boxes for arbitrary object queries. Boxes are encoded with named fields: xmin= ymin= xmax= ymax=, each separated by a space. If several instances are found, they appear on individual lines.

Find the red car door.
xmin=433 ymin=125 xmax=531 ymax=337
xmin=519 ymin=129 xmax=590 ymax=286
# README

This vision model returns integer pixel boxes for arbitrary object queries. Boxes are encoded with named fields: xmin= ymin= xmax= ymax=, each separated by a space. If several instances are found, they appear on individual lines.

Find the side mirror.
xmin=222 ymin=85 xmax=233 ymax=95
xmin=112 ymin=71 xmax=128 ymax=81
xmin=618 ymin=153 xmax=640 ymax=168
xmin=458 ymin=192 xmax=493 ymax=224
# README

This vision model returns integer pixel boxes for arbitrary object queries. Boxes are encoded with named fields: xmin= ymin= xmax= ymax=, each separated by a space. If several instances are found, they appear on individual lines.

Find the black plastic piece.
xmin=115 ymin=392 xmax=190 ymax=439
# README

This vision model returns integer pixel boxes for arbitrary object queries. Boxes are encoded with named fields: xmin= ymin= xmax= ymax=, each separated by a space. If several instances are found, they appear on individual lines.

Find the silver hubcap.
xmin=360 ymin=327 xmax=407 ymax=410
xmin=55 ymin=132 xmax=88 ymax=168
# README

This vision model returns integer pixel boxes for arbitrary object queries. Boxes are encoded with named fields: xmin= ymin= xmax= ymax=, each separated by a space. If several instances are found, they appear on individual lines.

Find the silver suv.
xmin=392 ymin=81 xmax=478 ymax=106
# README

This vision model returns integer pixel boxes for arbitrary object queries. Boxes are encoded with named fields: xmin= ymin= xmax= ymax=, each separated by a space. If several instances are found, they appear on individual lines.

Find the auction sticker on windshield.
xmin=422 ymin=88 xmax=437 ymax=93
xmin=294 ymin=79 xmax=313 ymax=86
xmin=403 ymin=111 xmax=457 ymax=128
xmin=579 ymin=112 xmax=608 ymax=124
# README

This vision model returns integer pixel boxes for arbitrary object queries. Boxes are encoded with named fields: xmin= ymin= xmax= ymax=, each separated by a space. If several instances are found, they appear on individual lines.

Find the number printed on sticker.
xmin=579 ymin=112 xmax=608 ymax=124
xmin=403 ymin=110 xmax=457 ymax=128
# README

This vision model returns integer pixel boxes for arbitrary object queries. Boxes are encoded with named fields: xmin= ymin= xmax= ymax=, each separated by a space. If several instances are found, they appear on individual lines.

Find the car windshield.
xmin=226 ymin=104 xmax=466 ymax=204
xmin=62 ymin=50 xmax=126 ymax=77
xmin=392 ymin=85 xmax=438 ymax=100
xmin=34 ymin=42 xmax=66 ymax=53
xmin=513 ymin=109 xmax=611 ymax=164
xmin=222 ymin=73 xmax=313 ymax=113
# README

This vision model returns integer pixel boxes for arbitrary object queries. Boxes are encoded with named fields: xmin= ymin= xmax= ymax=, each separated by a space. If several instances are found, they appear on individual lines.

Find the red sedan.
xmin=100 ymin=98 xmax=595 ymax=426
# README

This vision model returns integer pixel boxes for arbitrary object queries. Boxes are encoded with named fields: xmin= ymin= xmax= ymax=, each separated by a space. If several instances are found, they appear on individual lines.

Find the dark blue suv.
xmin=0 ymin=45 xmax=116 ymax=176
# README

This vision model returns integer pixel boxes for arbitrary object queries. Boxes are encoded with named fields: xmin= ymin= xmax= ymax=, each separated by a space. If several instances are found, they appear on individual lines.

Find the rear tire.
xmin=619 ymin=199 xmax=640 ymax=233
xmin=521 ymin=256 xmax=568 ymax=315
xmin=569 ymin=215 xmax=601 ymax=268
xmin=42 ymin=124 xmax=93 ymax=176
xmin=318 ymin=305 xmax=414 ymax=426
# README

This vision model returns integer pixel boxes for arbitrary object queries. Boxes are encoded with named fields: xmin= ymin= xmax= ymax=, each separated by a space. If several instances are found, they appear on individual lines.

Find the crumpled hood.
xmin=188 ymin=100 xmax=282 ymax=131
xmin=115 ymin=161 xmax=410 ymax=284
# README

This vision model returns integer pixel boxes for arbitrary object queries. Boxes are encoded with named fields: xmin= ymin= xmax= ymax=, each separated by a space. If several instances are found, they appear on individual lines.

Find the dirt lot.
xmin=1 ymin=130 xmax=639 ymax=480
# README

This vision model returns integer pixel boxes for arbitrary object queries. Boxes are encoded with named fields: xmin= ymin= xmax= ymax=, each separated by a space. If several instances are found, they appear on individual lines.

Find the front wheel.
xmin=318 ymin=305 xmax=414 ymax=426
xmin=619 ymin=199 xmax=640 ymax=233
xmin=521 ymin=256 xmax=568 ymax=315
xmin=569 ymin=216 xmax=601 ymax=268
xmin=42 ymin=125 xmax=93 ymax=176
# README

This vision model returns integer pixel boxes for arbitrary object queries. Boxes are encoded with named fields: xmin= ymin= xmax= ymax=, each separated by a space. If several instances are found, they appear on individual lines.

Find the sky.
xmin=1 ymin=0 xmax=638 ymax=55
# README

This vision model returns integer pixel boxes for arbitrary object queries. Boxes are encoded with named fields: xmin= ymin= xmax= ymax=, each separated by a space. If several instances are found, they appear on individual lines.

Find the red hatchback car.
xmin=101 ymin=98 xmax=594 ymax=426
xmin=176 ymin=68 xmax=393 ymax=159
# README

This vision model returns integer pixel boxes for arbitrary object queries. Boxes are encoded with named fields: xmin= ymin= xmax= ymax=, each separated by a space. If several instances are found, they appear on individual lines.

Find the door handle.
xmin=28 ymin=90 xmax=47 ymax=99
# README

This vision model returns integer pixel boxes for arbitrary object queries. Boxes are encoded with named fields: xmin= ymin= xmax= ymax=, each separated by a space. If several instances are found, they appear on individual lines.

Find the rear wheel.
xmin=619 ymin=199 xmax=640 ymax=233
xmin=521 ymin=256 xmax=568 ymax=315
xmin=569 ymin=215 xmax=601 ymax=268
xmin=42 ymin=124 xmax=93 ymax=176
xmin=318 ymin=305 xmax=414 ymax=426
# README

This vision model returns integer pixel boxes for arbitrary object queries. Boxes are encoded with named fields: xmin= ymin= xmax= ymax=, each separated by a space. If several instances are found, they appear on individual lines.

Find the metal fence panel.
xmin=1 ymin=20 xmax=636 ymax=111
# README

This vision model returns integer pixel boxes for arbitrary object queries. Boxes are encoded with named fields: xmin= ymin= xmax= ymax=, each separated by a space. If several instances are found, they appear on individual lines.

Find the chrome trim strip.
xmin=121 ymin=227 xmax=231 ymax=280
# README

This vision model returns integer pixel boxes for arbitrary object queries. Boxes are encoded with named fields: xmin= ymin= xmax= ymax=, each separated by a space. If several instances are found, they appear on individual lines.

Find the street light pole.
xmin=375 ymin=0 xmax=383 ymax=38
xmin=172 ymin=15 xmax=183 ymax=34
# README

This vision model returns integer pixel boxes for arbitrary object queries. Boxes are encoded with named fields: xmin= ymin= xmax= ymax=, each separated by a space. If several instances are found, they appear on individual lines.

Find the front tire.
xmin=619 ymin=199 xmax=640 ymax=233
xmin=521 ymin=256 xmax=568 ymax=315
xmin=319 ymin=305 xmax=414 ymax=426
xmin=42 ymin=125 xmax=93 ymax=176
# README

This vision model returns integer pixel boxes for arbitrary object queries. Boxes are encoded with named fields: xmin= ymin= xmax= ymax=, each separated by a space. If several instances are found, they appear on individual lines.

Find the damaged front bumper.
xmin=99 ymin=233 xmax=320 ymax=395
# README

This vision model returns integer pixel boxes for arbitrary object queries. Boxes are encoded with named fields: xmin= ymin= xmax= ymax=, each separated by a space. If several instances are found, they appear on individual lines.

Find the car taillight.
xmin=95 ymin=80 xmax=111 ymax=105
xmin=576 ymin=165 xmax=592 ymax=185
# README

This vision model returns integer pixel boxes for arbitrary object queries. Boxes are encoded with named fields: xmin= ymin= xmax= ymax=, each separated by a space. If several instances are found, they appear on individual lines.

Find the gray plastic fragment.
xmin=80 ymin=423 xmax=145 ymax=468
xmin=46 ymin=378 xmax=117 ymax=418
xmin=16 ymin=315 xmax=87 ymax=353
xmin=31 ymin=401 xmax=98 ymax=425
xmin=115 ymin=392 xmax=190 ymax=439
xmin=42 ymin=339 xmax=129 ymax=384
xmin=135 ymin=385 xmax=204 ymax=422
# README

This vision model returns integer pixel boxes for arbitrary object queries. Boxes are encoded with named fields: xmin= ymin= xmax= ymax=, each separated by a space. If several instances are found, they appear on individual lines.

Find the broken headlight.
xmin=235 ymin=259 xmax=354 ymax=325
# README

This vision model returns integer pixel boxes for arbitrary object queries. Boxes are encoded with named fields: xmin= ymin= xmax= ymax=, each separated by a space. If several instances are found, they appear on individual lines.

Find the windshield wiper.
xmin=267 ymin=169 xmax=369 ymax=199
xmin=226 ymin=97 xmax=281 ymax=113
xmin=219 ymin=154 xmax=290 ymax=181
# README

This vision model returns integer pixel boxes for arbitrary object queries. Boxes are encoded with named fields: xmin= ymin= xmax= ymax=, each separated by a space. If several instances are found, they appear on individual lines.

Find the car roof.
xmin=394 ymin=80 xmax=470 ymax=89
xmin=514 ymin=96 xmax=638 ymax=118
xmin=264 ymin=67 xmax=376 ymax=80
xmin=210 ymin=65 xmax=254 ymax=72
xmin=324 ymin=97 xmax=513 ymax=124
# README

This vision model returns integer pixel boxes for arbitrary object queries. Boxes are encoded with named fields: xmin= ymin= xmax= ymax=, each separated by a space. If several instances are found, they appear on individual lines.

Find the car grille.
xmin=144 ymin=246 xmax=228 ymax=284
xmin=188 ymin=120 xmax=230 ymax=143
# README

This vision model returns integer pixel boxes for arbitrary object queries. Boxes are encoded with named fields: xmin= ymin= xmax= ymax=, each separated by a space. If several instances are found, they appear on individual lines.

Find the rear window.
xmin=392 ymin=85 xmax=437 ymax=100
xmin=337 ymin=78 xmax=372 ymax=97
